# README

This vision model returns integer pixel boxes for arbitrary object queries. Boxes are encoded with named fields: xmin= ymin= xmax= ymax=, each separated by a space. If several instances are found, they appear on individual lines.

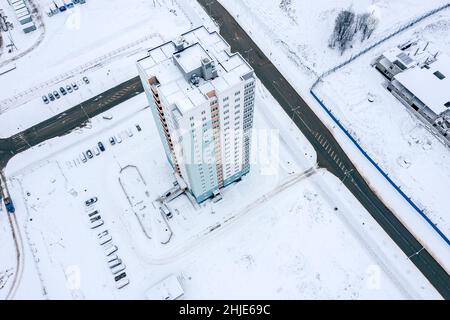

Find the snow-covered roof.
xmin=137 ymin=26 xmax=252 ymax=115
xmin=382 ymin=47 xmax=416 ymax=69
xmin=395 ymin=54 xmax=450 ymax=115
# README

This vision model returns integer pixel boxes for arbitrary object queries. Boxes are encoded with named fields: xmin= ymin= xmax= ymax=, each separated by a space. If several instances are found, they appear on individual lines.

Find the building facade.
xmin=137 ymin=26 xmax=256 ymax=203
xmin=373 ymin=42 xmax=450 ymax=148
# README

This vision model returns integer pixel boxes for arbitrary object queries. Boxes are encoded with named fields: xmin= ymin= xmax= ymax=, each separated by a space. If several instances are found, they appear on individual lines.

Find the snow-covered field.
xmin=218 ymin=0 xmax=450 ymax=267
xmin=1 ymin=79 xmax=439 ymax=299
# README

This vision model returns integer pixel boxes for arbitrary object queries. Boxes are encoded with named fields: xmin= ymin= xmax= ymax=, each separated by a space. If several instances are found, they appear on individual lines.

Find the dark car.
xmin=83 ymin=76 xmax=90 ymax=84
xmin=60 ymin=87 xmax=67 ymax=95
xmin=135 ymin=124 xmax=142 ymax=132
xmin=98 ymin=142 xmax=105 ymax=152
xmin=86 ymin=150 xmax=93 ymax=159
xmin=53 ymin=91 xmax=60 ymax=99
xmin=85 ymin=197 xmax=98 ymax=207
xmin=109 ymin=137 xmax=115 ymax=145
xmin=72 ymin=82 xmax=79 ymax=90
xmin=66 ymin=85 xmax=73 ymax=93
xmin=42 ymin=95 xmax=49 ymax=104
xmin=48 ymin=93 xmax=55 ymax=101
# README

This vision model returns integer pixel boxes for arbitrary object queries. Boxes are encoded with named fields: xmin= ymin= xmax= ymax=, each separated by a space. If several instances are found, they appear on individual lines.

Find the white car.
xmin=111 ymin=262 xmax=126 ymax=275
xmin=115 ymin=135 xmax=122 ymax=143
xmin=80 ymin=153 xmax=87 ymax=163
xmin=94 ymin=147 xmax=100 ymax=156
xmin=107 ymin=254 xmax=118 ymax=263
xmin=99 ymin=234 xmax=112 ymax=246
xmin=108 ymin=258 xmax=122 ymax=269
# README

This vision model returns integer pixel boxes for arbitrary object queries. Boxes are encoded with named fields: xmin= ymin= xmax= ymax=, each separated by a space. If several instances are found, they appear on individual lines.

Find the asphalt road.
xmin=197 ymin=0 xmax=449 ymax=298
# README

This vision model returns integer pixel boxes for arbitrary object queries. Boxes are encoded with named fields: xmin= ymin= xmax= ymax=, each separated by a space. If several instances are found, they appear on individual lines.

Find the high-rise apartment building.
xmin=137 ymin=26 xmax=255 ymax=203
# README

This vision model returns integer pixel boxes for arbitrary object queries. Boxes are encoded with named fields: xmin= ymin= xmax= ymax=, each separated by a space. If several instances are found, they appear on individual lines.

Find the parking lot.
xmin=41 ymin=76 xmax=89 ymax=104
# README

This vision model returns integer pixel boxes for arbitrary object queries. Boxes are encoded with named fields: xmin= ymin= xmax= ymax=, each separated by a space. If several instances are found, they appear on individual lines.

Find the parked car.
xmin=115 ymin=277 xmax=129 ymax=289
xmin=115 ymin=135 xmax=122 ymax=143
xmin=107 ymin=254 xmax=118 ymax=263
xmin=93 ymin=147 xmax=100 ymax=156
xmin=104 ymin=244 xmax=118 ymax=256
xmin=66 ymin=85 xmax=73 ymax=93
xmin=90 ymin=219 xmax=104 ymax=229
xmin=99 ymin=234 xmax=112 ymax=246
xmin=42 ymin=95 xmax=49 ymax=104
xmin=160 ymin=204 xmax=172 ymax=219
xmin=80 ymin=152 xmax=87 ymax=163
xmin=85 ymin=197 xmax=98 ymax=206
xmin=60 ymin=87 xmax=67 ymax=95
xmin=135 ymin=124 xmax=142 ymax=132
xmin=109 ymin=137 xmax=115 ymax=145
xmin=83 ymin=76 xmax=90 ymax=84
xmin=86 ymin=150 xmax=93 ymax=159
xmin=48 ymin=93 xmax=55 ymax=101
xmin=53 ymin=91 xmax=61 ymax=99
xmin=90 ymin=215 xmax=102 ymax=223
xmin=98 ymin=142 xmax=105 ymax=152
xmin=111 ymin=262 xmax=126 ymax=275
xmin=72 ymin=82 xmax=79 ymax=90
xmin=126 ymin=129 xmax=133 ymax=137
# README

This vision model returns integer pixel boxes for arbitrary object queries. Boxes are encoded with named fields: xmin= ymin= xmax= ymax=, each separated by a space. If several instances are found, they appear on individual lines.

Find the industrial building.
xmin=137 ymin=26 xmax=256 ymax=203
xmin=373 ymin=43 xmax=450 ymax=148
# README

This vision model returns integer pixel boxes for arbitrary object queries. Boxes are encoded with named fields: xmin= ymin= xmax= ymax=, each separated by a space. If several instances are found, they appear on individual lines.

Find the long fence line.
xmin=0 ymin=32 xmax=161 ymax=113
xmin=312 ymin=3 xmax=450 ymax=90
xmin=310 ymin=3 xmax=450 ymax=245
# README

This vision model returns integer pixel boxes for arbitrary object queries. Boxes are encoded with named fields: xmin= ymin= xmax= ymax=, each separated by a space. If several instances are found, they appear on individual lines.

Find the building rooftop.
xmin=137 ymin=26 xmax=253 ymax=115
xmin=395 ymin=54 xmax=450 ymax=115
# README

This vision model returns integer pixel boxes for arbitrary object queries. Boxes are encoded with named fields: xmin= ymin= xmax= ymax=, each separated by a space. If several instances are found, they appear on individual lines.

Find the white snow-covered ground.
xmin=1 ymin=0 xmax=446 ymax=300
xmin=217 ymin=0 xmax=450 ymax=268
xmin=0 ymin=0 xmax=194 ymax=137
xmin=1 ymin=78 xmax=440 ymax=299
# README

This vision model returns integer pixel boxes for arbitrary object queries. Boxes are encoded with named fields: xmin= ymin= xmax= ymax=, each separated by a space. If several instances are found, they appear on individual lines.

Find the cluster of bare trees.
xmin=329 ymin=8 xmax=379 ymax=55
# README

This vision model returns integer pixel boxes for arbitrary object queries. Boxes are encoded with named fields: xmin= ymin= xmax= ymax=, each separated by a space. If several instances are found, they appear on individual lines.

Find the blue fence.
xmin=310 ymin=90 xmax=450 ymax=246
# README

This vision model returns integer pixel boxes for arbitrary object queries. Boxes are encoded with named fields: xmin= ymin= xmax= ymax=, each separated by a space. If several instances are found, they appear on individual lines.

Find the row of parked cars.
xmin=42 ymin=77 xmax=89 ymax=104
xmin=85 ymin=197 xmax=130 ymax=290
